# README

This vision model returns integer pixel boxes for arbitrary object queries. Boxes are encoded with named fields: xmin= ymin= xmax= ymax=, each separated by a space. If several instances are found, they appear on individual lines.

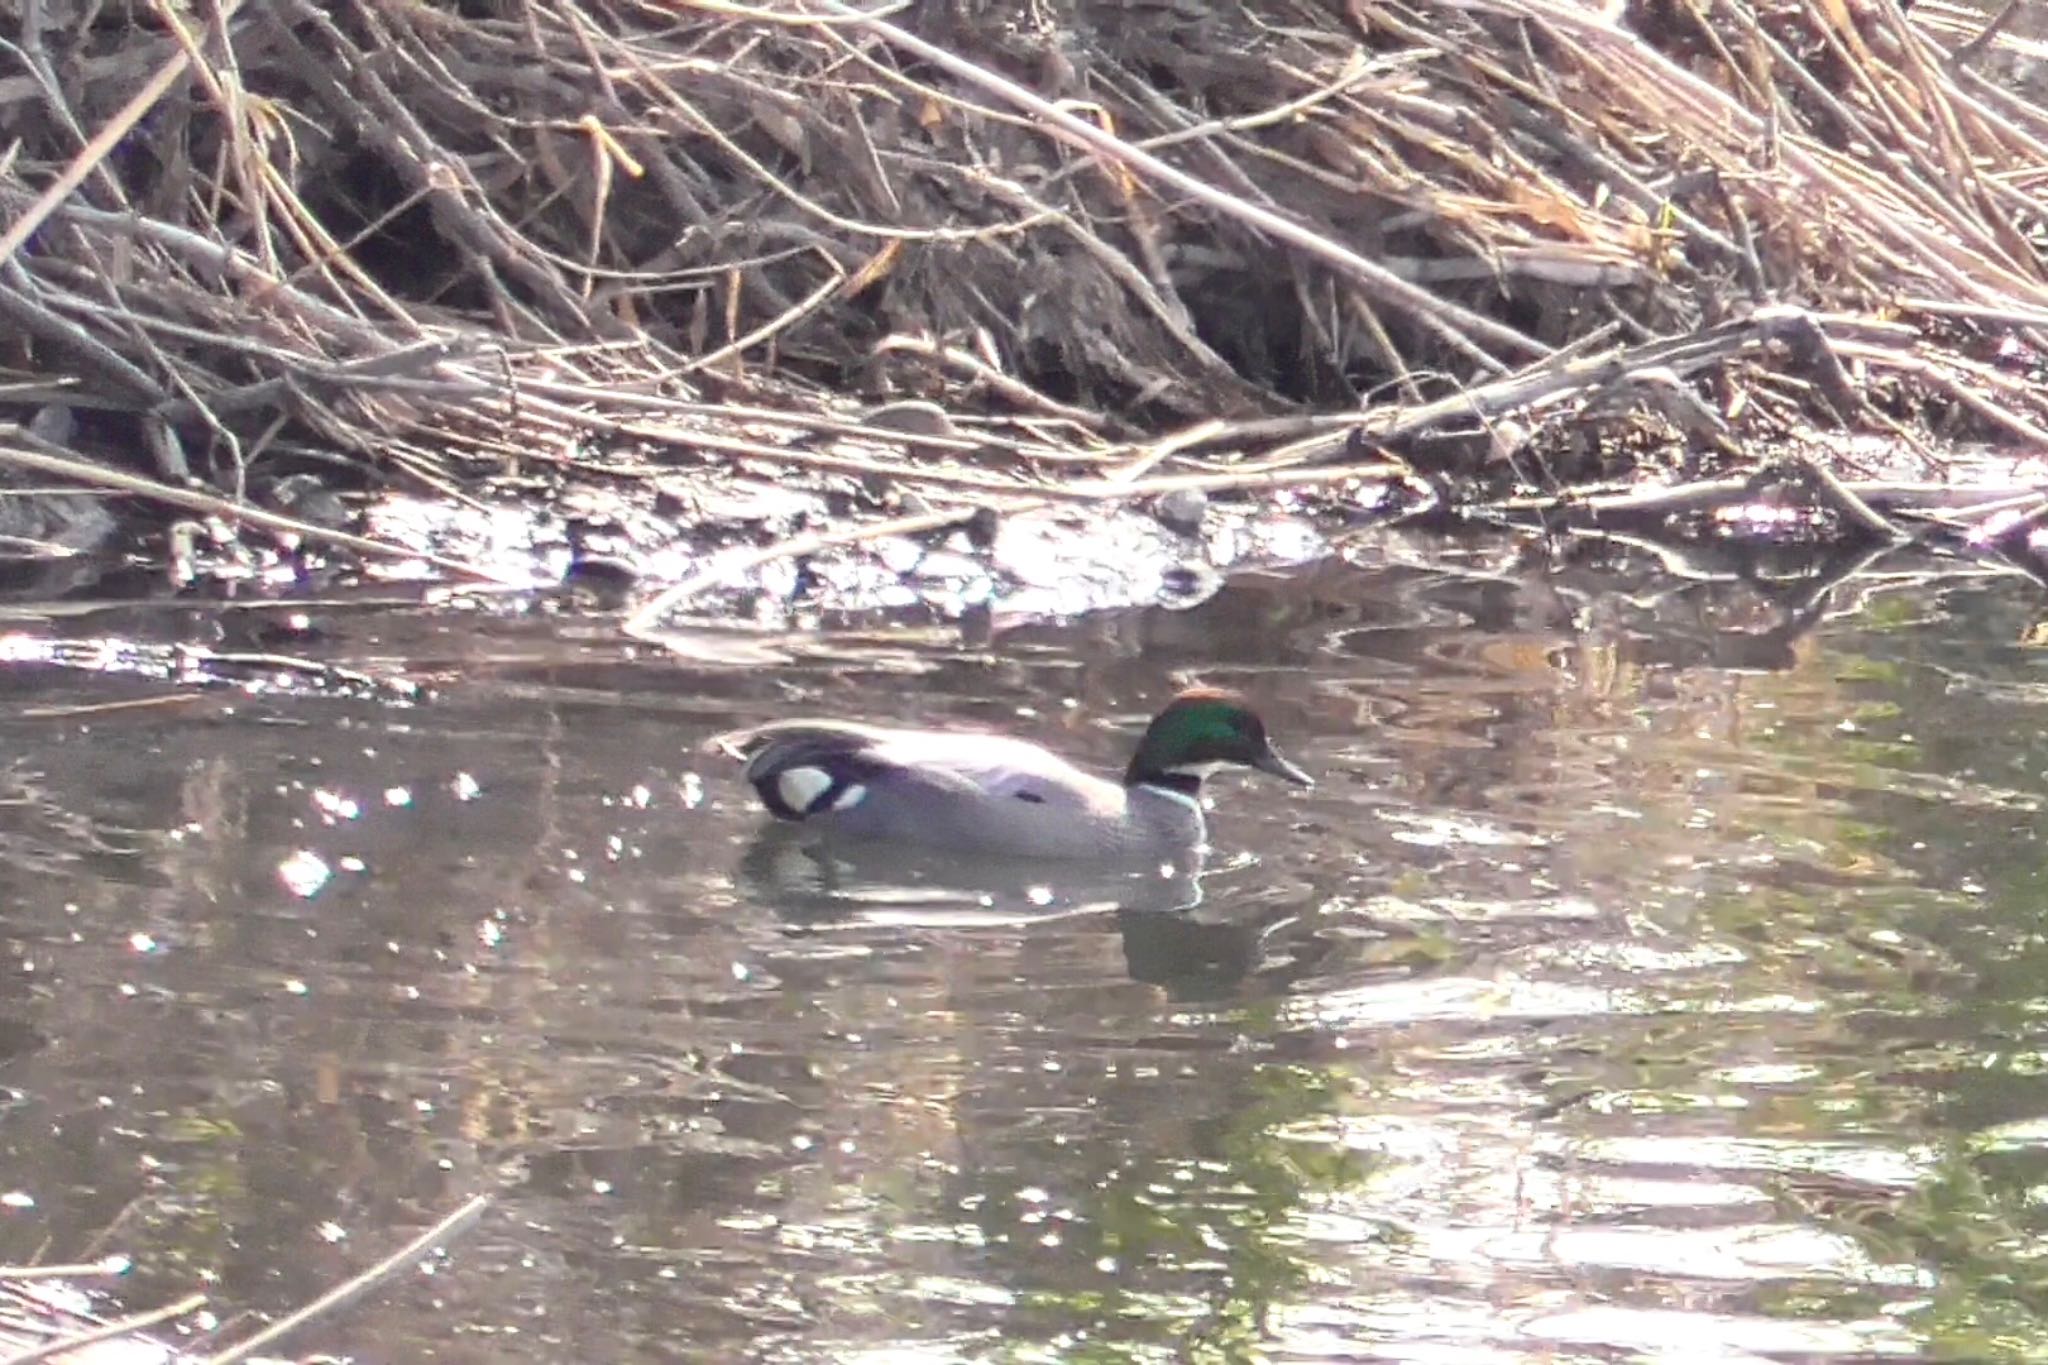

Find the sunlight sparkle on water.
xmin=276 ymin=849 xmax=330 ymax=898
xmin=312 ymin=788 xmax=361 ymax=820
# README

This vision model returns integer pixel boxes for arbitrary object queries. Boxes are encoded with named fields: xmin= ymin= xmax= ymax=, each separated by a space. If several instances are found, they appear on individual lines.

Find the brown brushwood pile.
xmin=3 ymin=0 xmax=2048 ymax=551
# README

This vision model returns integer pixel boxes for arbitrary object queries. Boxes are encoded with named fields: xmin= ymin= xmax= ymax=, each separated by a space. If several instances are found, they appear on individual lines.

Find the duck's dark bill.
xmin=1254 ymin=747 xmax=1314 ymax=787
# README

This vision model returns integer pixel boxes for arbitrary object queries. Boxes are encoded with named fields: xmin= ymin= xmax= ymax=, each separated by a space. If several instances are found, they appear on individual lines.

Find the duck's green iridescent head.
xmin=1125 ymin=687 xmax=1313 ymax=792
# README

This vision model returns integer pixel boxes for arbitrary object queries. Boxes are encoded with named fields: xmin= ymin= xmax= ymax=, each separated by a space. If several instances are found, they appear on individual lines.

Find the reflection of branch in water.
xmin=0 ymin=760 xmax=151 ymax=874
xmin=0 ymin=637 xmax=419 ymax=704
xmin=1502 ymin=528 xmax=2025 ymax=672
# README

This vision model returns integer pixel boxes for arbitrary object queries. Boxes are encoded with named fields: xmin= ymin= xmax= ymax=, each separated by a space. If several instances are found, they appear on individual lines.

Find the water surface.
xmin=1 ymin=535 xmax=2045 ymax=1361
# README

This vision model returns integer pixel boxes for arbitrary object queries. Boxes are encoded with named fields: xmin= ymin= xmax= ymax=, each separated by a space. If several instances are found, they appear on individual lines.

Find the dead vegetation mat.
xmin=5 ymin=0 xmax=2048 ymax=600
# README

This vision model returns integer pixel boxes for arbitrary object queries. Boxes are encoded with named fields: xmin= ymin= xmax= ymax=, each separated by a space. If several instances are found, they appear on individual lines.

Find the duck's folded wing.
xmin=864 ymin=733 xmax=1118 ymax=812
xmin=710 ymin=722 xmax=1116 ymax=822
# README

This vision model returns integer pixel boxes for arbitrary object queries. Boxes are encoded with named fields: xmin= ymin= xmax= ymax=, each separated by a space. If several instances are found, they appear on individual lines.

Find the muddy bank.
xmin=4 ymin=0 xmax=2048 ymax=617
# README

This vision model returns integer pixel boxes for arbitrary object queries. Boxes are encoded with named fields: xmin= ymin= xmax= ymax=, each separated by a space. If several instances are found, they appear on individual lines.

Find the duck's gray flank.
xmin=708 ymin=688 xmax=1310 ymax=861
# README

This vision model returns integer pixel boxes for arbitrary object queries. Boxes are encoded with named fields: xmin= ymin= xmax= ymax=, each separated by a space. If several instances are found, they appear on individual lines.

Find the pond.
xmin=1 ymin=530 xmax=2046 ymax=1362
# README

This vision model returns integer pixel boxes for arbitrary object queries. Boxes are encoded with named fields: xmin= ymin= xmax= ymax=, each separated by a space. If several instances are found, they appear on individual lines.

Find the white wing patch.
xmin=777 ymin=766 xmax=833 ymax=813
xmin=831 ymin=783 xmax=867 ymax=811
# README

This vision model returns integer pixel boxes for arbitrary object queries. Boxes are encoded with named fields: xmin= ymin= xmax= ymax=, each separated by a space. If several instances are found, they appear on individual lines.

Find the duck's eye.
xmin=1014 ymin=791 xmax=1046 ymax=804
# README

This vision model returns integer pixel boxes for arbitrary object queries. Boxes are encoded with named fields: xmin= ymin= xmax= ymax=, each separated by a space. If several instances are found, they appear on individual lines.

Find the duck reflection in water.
xmin=736 ymin=821 xmax=1206 ymax=920
xmin=735 ymin=826 xmax=1300 ymax=1000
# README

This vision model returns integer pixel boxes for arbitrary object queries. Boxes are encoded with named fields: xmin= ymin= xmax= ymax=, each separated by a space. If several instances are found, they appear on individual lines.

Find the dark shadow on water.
xmin=1115 ymin=907 xmax=1296 ymax=1000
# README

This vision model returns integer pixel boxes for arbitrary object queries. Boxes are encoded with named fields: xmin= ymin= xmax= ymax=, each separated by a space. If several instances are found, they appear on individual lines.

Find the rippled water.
xmin=2 ymin=534 xmax=2048 ymax=1361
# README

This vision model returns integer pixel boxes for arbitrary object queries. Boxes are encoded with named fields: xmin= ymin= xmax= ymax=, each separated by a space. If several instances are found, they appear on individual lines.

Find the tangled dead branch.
xmin=0 ymin=0 xmax=2045 ymax=564
xmin=0 ymin=1193 xmax=488 ymax=1364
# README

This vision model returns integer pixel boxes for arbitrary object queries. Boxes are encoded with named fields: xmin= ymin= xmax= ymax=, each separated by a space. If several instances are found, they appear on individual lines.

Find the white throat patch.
xmin=1143 ymin=784 xmax=1205 ymax=815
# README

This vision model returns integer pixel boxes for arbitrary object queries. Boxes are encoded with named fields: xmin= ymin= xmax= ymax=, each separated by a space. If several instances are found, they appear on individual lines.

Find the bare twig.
xmin=0 ymin=1291 xmax=206 ymax=1365
xmin=200 ymin=1194 xmax=491 ymax=1365
xmin=0 ymin=439 xmax=526 ymax=585
xmin=0 ymin=0 xmax=245 ymax=268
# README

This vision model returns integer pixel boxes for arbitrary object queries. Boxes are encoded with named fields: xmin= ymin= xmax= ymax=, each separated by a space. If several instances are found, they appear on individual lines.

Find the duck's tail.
xmin=703 ymin=721 xmax=887 ymax=820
